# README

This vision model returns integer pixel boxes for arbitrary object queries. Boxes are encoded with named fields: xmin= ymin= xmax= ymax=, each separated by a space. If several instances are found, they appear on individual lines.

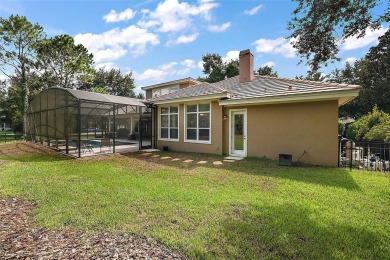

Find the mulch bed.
xmin=0 ymin=197 xmax=183 ymax=259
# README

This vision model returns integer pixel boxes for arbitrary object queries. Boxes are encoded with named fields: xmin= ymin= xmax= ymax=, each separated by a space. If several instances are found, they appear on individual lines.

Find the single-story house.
xmin=142 ymin=49 xmax=361 ymax=167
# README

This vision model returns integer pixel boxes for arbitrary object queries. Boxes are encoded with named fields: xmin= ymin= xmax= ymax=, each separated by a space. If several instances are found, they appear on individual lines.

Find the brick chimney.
xmin=239 ymin=49 xmax=254 ymax=83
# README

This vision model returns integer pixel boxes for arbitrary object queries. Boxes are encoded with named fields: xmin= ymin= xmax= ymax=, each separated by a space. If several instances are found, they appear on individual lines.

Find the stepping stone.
xmin=151 ymin=155 xmax=160 ymax=158
xmin=197 ymin=161 xmax=207 ymax=164
xmin=224 ymin=156 xmax=244 ymax=160
xmin=143 ymin=149 xmax=160 ymax=152
xmin=171 ymin=158 xmax=180 ymax=161
xmin=183 ymin=159 xmax=193 ymax=163
xmin=223 ymin=159 xmax=235 ymax=163
xmin=213 ymin=161 xmax=223 ymax=165
xmin=142 ymin=153 xmax=152 ymax=156
xmin=161 ymin=156 xmax=171 ymax=160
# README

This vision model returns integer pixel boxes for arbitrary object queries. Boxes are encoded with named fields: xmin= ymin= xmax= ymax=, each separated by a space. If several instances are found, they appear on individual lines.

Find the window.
xmin=152 ymin=85 xmax=180 ymax=97
xmin=186 ymin=103 xmax=210 ymax=142
xmin=160 ymin=106 xmax=178 ymax=140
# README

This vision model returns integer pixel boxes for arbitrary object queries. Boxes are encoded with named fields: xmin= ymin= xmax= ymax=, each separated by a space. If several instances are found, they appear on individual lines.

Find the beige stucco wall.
xmin=222 ymin=100 xmax=339 ymax=166
xmin=157 ymin=100 xmax=223 ymax=154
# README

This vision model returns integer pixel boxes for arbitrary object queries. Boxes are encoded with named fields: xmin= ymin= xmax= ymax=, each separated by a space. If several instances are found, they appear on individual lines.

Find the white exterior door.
xmin=230 ymin=110 xmax=247 ymax=157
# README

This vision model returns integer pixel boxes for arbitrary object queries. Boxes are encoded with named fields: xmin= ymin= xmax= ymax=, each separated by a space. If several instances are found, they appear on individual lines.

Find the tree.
xmin=81 ymin=67 xmax=136 ymax=97
xmin=345 ymin=107 xmax=390 ymax=141
xmin=257 ymin=65 xmax=278 ymax=77
xmin=201 ymin=54 xmax=225 ymax=83
xmin=328 ymin=30 xmax=390 ymax=118
xmin=136 ymin=92 xmax=145 ymax=100
xmin=224 ymin=59 xmax=239 ymax=78
xmin=201 ymin=54 xmax=240 ymax=83
xmin=295 ymin=72 xmax=325 ymax=82
xmin=36 ymin=34 xmax=94 ymax=89
xmin=0 ymin=15 xmax=44 ymax=118
xmin=288 ymin=0 xmax=389 ymax=73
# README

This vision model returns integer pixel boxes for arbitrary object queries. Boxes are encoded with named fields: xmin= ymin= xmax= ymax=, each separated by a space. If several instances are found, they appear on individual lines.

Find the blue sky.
xmin=0 ymin=0 xmax=388 ymax=94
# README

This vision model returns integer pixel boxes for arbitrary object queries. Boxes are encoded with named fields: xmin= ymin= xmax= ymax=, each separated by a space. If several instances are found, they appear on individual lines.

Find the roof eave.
xmin=219 ymin=89 xmax=361 ymax=107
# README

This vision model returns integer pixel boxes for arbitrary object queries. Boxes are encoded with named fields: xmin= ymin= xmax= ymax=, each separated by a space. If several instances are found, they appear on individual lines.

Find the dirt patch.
xmin=0 ymin=142 xmax=64 ymax=159
xmin=0 ymin=197 xmax=183 ymax=259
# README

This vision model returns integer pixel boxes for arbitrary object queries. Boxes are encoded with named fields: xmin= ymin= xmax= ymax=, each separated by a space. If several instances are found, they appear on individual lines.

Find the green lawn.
xmin=0 ymin=142 xmax=389 ymax=259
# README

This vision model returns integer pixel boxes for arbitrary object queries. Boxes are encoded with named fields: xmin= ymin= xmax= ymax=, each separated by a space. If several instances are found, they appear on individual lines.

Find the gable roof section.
xmin=148 ymin=76 xmax=361 ymax=106
xmin=140 ymin=77 xmax=201 ymax=90
xmin=147 ymin=82 xmax=229 ymax=103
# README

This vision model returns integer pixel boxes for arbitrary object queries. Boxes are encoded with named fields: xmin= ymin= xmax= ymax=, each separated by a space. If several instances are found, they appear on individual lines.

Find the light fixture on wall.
xmin=223 ymin=114 xmax=228 ymax=120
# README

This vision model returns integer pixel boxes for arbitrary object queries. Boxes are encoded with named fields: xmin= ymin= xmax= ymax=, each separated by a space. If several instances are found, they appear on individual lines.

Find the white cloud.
xmin=167 ymin=33 xmax=199 ymax=46
xmin=135 ymin=58 xmax=197 ymax=81
xmin=198 ymin=60 xmax=204 ymax=70
xmin=343 ymin=57 xmax=357 ymax=65
xmin=181 ymin=59 xmax=196 ymax=68
xmin=93 ymin=47 xmax=128 ymax=63
xmin=103 ymin=8 xmax=136 ymax=23
xmin=341 ymin=26 xmax=387 ymax=50
xmin=208 ymin=22 xmax=231 ymax=32
xmin=74 ymin=25 xmax=160 ymax=60
xmin=222 ymin=50 xmax=239 ymax=62
xmin=252 ymin=37 xmax=296 ymax=58
xmin=244 ymin=4 xmax=263 ymax=15
xmin=95 ymin=62 xmax=118 ymax=70
xmin=261 ymin=61 xmax=275 ymax=67
xmin=137 ymin=0 xmax=219 ymax=33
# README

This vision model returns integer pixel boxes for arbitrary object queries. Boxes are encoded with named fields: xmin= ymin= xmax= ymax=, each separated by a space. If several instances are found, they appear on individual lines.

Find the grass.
xmin=0 ymin=142 xmax=389 ymax=259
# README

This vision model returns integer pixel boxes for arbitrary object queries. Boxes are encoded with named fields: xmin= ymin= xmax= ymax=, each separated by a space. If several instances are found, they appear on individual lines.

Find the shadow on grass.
xmin=214 ymin=202 xmax=388 ymax=259
xmin=126 ymin=151 xmax=361 ymax=191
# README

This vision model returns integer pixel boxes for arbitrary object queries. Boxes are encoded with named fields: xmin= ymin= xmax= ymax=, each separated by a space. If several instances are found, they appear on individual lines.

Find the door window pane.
xmin=234 ymin=114 xmax=244 ymax=150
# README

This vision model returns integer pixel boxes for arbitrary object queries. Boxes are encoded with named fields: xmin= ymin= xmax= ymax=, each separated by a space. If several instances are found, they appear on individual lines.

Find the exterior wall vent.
xmin=279 ymin=153 xmax=292 ymax=166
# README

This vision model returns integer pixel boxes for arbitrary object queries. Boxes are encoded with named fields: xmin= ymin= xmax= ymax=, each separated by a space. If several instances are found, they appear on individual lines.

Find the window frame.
xmin=159 ymin=105 xmax=179 ymax=142
xmin=184 ymin=102 xmax=212 ymax=144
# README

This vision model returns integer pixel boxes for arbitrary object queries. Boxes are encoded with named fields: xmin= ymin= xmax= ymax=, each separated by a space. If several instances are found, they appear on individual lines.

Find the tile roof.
xmin=148 ymin=75 xmax=361 ymax=103
xmin=215 ymin=76 xmax=361 ymax=100
xmin=147 ymin=82 xmax=228 ymax=102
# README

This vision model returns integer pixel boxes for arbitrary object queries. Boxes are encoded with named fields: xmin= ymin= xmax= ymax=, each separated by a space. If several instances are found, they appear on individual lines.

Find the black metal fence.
xmin=0 ymin=133 xmax=24 ymax=143
xmin=339 ymin=139 xmax=390 ymax=172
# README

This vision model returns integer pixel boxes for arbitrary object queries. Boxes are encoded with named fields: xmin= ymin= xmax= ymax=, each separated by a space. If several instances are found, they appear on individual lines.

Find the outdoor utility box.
xmin=279 ymin=154 xmax=292 ymax=166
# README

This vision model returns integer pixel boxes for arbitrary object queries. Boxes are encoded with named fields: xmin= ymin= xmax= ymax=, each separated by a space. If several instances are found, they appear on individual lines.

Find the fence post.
xmin=349 ymin=140 xmax=353 ymax=170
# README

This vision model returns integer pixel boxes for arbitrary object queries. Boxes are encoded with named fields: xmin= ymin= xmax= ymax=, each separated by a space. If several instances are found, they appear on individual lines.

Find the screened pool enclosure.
xmin=25 ymin=87 xmax=156 ymax=157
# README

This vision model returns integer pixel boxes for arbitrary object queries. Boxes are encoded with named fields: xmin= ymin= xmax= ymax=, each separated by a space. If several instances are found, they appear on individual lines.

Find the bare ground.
xmin=0 ymin=197 xmax=183 ymax=259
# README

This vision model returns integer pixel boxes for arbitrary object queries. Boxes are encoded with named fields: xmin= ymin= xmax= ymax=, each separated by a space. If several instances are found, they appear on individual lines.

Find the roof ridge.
xmin=254 ymin=75 xmax=355 ymax=88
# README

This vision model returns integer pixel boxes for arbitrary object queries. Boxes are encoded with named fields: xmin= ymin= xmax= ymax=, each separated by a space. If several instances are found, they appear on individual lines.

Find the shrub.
xmin=345 ymin=107 xmax=390 ymax=141
xmin=338 ymin=121 xmax=345 ymax=136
